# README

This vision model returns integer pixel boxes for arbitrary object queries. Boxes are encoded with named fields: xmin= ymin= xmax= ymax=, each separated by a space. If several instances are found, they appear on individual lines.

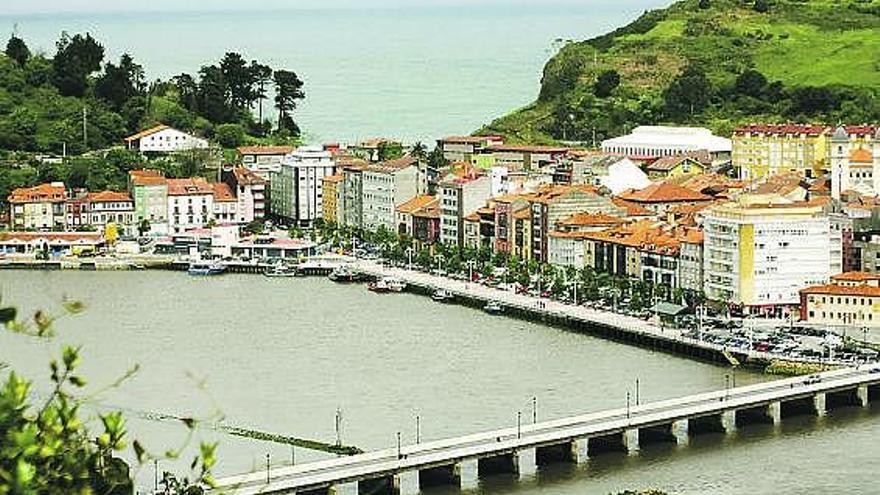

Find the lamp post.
xmin=635 ymin=378 xmax=640 ymax=406
xmin=466 ymin=259 xmax=477 ymax=282
xmin=415 ymin=413 xmax=421 ymax=444
xmin=626 ymin=391 xmax=631 ymax=419
xmin=405 ymin=246 xmax=414 ymax=271
xmin=265 ymin=453 xmax=271 ymax=484
xmin=397 ymin=432 xmax=402 ymax=459
xmin=532 ymin=396 xmax=537 ymax=424
xmin=724 ymin=374 xmax=730 ymax=400
xmin=434 ymin=254 xmax=443 ymax=275
xmin=517 ymin=411 xmax=522 ymax=439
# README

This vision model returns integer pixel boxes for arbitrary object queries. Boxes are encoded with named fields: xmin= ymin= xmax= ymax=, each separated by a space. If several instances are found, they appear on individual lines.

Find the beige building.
xmin=8 ymin=182 xmax=67 ymax=230
xmin=800 ymin=272 xmax=880 ymax=329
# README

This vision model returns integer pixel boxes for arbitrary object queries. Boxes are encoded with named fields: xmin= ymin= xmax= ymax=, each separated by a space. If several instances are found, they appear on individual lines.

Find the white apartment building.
xmin=361 ymin=157 xmax=420 ymax=232
xmin=271 ymin=146 xmax=337 ymax=228
xmin=222 ymin=166 xmax=267 ymax=223
xmin=703 ymin=196 xmax=831 ymax=314
xmin=85 ymin=191 xmax=135 ymax=235
xmin=439 ymin=167 xmax=492 ymax=247
xmin=602 ymin=126 xmax=731 ymax=163
xmin=125 ymin=125 xmax=209 ymax=153
xmin=167 ymin=178 xmax=215 ymax=234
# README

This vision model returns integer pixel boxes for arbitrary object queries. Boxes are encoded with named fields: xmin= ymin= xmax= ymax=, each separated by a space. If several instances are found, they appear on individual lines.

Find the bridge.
xmin=212 ymin=367 xmax=880 ymax=495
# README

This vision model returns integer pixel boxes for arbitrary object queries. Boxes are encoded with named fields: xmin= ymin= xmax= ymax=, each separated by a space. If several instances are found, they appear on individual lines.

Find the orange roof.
xmin=129 ymin=169 xmax=167 ymax=186
xmin=323 ymin=174 xmax=344 ymax=184
xmin=464 ymin=211 xmax=480 ymax=222
xmin=167 ymin=178 xmax=213 ymax=196
xmin=801 ymin=284 xmax=880 ymax=297
xmin=212 ymin=183 xmax=236 ymax=202
xmin=8 ymin=183 xmax=67 ymax=203
xmin=617 ymin=182 xmax=711 ymax=204
xmin=439 ymin=135 xmax=503 ymax=144
xmin=396 ymin=195 xmax=437 ymax=215
xmin=850 ymin=148 xmax=873 ymax=163
xmin=612 ymin=197 xmax=655 ymax=217
xmin=87 ymin=191 xmax=131 ymax=203
xmin=667 ymin=201 xmax=718 ymax=216
xmin=513 ymin=207 xmax=531 ymax=220
xmin=647 ymin=155 xmax=704 ymax=172
xmin=237 ymin=145 xmax=295 ymax=156
xmin=412 ymin=203 xmax=440 ymax=219
xmin=232 ymin=167 xmax=266 ymax=186
xmin=125 ymin=124 xmax=170 ymax=142
xmin=560 ymin=212 xmax=626 ymax=228
xmin=583 ymin=220 xmax=683 ymax=256
xmin=831 ymin=271 xmax=880 ymax=282
xmin=529 ymin=184 xmax=600 ymax=205
xmin=0 ymin=231 xmax=104 ymax=243
xmin=549 ymin=230 xmax=596 ymax=240
xmin=441 ymin=161 xmax=484 ymax=184
xmin=367 ymin=156 xmax=418 ymax=174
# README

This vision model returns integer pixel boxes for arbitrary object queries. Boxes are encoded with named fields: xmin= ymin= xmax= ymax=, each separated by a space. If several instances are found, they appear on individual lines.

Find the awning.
xmin=651 ymin=302 xmax=688 ymax=317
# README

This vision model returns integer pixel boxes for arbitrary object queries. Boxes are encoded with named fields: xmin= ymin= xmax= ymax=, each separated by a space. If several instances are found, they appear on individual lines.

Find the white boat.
xmin=188 ymin=262 xmax=226 ymax=276
xmin=367 ymin=279 xmax=392 ymax=293
xmin=264 ymin=265 xmax=298 ymax=278
xmin=329 ymin=266 xmax=365 ymax=283
xmin=431 ymin=289 xmax=453 ymax=302
xmin=384 ymin=277 xmax=407 ymax=293
xmin=484 ymin=301 xmax=503 ymax=314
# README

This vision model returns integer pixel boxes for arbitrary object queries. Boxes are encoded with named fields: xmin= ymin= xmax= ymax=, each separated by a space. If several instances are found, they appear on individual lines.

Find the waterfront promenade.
xmin=212 ymin=366 xmax=880 ymax=495
xmin=351 ymin=260 xmax=851 ymax=368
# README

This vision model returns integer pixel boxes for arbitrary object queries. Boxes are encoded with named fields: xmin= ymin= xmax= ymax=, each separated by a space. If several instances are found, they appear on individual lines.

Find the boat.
xmin=431 ymin=289 xmax=453 ymax=302
xmin=187 ymin=261 xmax=226 ymax=276
xmin=263 ymin=264 xmax=298 ymax=278
xmin=329 ymin=266 xmax=364 ymax=283
xmin=367 ymin=279 xmax=392 ymax=293
xmin=383 ymin=277 xmax=407 ymax=293
xmin=483 ymin=301 xmax=503 ymax=314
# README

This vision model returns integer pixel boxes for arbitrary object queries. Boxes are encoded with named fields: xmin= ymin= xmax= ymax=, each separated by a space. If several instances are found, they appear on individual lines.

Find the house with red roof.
xmin=7 ymin=182 xmax=68 ymax=230
xmin=616 ymin=182 xmax=713 ymax=214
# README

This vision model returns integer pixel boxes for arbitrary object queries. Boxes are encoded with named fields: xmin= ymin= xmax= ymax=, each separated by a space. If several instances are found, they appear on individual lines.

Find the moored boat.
xmin=483 ymin=301 xmax=503 ymax=314
xmin=367 ymin=279 xmax=392 ymax=293
xmin=384 ymin=277 xmax=407 ymax=293
xmin=431 ymin=289 xmax=453 ymax=302
xmin=263 ymin=264 xmax=298 ymax=278
xmin=329 ymin=266 xmax=364 ymax=283
xmin=188 ymin=261 xmax=226 ymax=276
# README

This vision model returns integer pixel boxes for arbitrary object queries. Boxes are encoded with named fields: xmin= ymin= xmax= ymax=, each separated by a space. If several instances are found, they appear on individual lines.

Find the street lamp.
xmin=434 ymin=254 xmax=443 ymax=275
xmin=626 ymin=391 xmax=631 ymax=419
xmin=396 ymin=431 xmax=402 ymax=459
xmin=466 ymin=259 xmax=477 ymax=282
xmin=532 ymin=396 xmax=537 ymax=424
xmin=517 ymin=411 xmax=522 ymax=439
xmin=405 ymin=246 xmax=414 ymax=271
xmin=724 ymin=374 xmax=730 ymax=400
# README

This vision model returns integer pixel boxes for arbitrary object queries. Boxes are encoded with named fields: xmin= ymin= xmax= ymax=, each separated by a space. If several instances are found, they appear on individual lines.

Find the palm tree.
xmin=411 ymin=141 xmax=428 ymax=160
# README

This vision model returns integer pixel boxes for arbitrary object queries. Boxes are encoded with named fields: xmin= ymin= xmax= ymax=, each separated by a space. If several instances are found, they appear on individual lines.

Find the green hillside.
xmin=480 ymin=0 xmax=880 ymax=144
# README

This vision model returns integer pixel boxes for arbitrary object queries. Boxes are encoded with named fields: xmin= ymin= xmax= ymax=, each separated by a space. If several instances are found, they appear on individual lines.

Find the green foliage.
xmin=754 ymin=0 xmax=770 ymax=13
xmin=4 ymin=36 xmax=30 ymax=67
xmin=377 ymin=141 xmax=404 ymax=161
xmin=274 ymin=70 xmax=305 ymax=136
xmin=593 ymin=69 xmax=621 ymax=98
xmin=52 ymin=32 xmax=105 ymax=97
xmin=215 ymin=123 xmax=246 ymax=148
xmin=482 ymin=0 xmax=880 ymax=143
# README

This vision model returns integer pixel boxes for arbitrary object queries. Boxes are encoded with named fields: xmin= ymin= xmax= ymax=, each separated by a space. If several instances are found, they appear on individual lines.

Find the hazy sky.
xmin=1 ymin=0 xmax=664 ymax=16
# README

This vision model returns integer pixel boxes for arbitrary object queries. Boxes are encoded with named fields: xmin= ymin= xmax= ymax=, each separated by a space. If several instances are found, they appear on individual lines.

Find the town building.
xmin=437 ymin=135 xmax=504 ymax=163
xmin=563 ymin=153 xmax=651 ymax=194
xmin=211 ymin=183 xmax=238 ymax=224
xmin=340 ymin=161 xmax=369 ymax=229
xmin=486 ymin=144 xmax=570 ymax=171
xmin=362 ymin=156 xmax=420 ymax=232
xmin=237 ymin=146 xmax=296 ymax=178
xmin=221 ymin=166 xmax=267 ymax=223
xmin=129 ymin=170 xmax=169 ymax=234
xmin=617 ymin=182 xmax=713 ymax=214
xmin=830 ymin=125 xmax=879 ymax=200
xmin=124 ymin=124 xmax=209 ymax=153
xmin=800 ymin=272 xmax=880 ymax=329
xmin=645 ymin=154 xmax=706 ymax=181
xmin=703 ymin=196 xmax=831 ymax=315
xmin=166 ymin=178 xmax=215 ymax=234
xmin=0 ymin=231 xmax=105 ymax=256
xmin=395 ymin=195 xmax=437 ymax=237
xmin=322 ymin=174 xmax=344 ymax=225
xmin=271 ymin=146 xmax=337 ymax=228
xmin=351 ymin=138 xmax=403 ymax=163
xmin=8 ymin=182 xmax=67 ymax=230
xmin=83 ymin=191 xmax=135 ymax=235
xmin=601 ymin=126 xmax=731 ymax=163
xmin=439 ymin=164 xmax=492 ymax=248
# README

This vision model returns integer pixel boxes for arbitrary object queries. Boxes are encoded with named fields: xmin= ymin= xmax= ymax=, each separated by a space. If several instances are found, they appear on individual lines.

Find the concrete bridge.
xmin=211 ymin=367 xmax=880 ymax=495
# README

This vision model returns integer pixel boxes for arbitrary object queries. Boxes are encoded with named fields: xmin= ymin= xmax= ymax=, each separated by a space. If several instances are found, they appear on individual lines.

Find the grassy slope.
xmin=480 ymin=0 xmax=880 ymax=143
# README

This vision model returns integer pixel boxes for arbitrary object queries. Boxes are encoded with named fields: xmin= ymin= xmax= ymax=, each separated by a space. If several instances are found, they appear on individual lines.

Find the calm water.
xmin=0 ymin=3 xmax=665 ymax=143
xmin=1 ymin=271 xmax=878 ymax=494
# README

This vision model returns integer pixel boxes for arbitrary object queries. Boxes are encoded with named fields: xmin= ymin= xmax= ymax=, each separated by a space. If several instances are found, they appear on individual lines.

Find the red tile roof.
xmin=831 ymin=272 xmax=880 ymax=282
xmin=850 ymin=148 xmax=873 ymax=163
xmin=8 ymin=183 xmax=67 ymax=203
xmin=611 ymin=197 xmax=656 ymax=217
xmin=167 ymin=178 xmax=213 ymax=196
xmin=396 ymin=195 xmax=437 ymax=215
xmin=617 ymin=182 xmax=712 ymax=204
xmin=212 ymin=183 xmax=236 ymax=202
xmin=125 ymin=124 xmax=170 ymax=142
xmin=560 ymin=212 xmax=627 ymax=228
xmin=800 ymin=284 xmax=880 ymax=297
xmin=129 ymin=169 xmax=167 ymax=186
xmin=87 ymin=191 xmax=132 ymax=203
xmin=232 ymin=167 xmax=267 ymax=186
xmin=237 ymin=145 xmax=295 ymax=155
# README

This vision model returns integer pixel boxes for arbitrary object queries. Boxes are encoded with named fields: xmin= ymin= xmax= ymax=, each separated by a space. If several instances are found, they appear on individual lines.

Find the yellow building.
xmin=645 ymin=155 xmax=706 ymax=180
xmin=8 ymin=182 xmax=67 ymax=230
xmin=733 ymin=124 xmax=830 ymax=181
xmin=322 ymin=174 xmax=343 ymax=225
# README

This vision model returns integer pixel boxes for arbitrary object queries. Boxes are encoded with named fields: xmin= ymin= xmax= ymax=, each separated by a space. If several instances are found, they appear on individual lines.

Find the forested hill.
xmin=479 ymin=0 xmax=880 ymax=144
xmin=0 ymin=32 xmax=305 ymax=156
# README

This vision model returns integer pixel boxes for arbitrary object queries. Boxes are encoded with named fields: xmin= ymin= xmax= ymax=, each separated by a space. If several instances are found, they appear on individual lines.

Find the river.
xmin=0 ymin=270 xmax=877 ymax=494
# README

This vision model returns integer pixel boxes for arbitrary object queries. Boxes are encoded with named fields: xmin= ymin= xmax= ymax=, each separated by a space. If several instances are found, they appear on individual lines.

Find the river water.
xmin=0 ymin=271 xmax=877 ymax=494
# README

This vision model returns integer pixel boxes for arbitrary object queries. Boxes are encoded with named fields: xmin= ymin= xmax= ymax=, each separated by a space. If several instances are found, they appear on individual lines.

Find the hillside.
xmin=479 ymin=0 xmax=880 ymax=144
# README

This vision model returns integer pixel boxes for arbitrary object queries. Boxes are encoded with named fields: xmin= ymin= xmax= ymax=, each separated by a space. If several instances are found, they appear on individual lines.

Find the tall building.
xmin=271 ymin=146 xmax=337 ymax=227
xmin=322 ymin=174 xmax=344 ymax=225
xmin=438 ymin=163 xmax=492 ymax=248
xmin=166 ymin=178 xmax=214 ymax=233
xmin=221 ymin=166 xmax=268 ymax=223
xmin=361 ymin=156 xmax=420 ymax=232
xmin=829 ymin=125 xmax=879 ymax=200
xmin=8 ymin=182 xmax=68 ymax=230
xmin=703 ymin=196 xmax=831 ymax=315
xmin=237 ymin=146 xmax=296 ymax=179
xmin=129 ymin=170 xmax=168 ymax=234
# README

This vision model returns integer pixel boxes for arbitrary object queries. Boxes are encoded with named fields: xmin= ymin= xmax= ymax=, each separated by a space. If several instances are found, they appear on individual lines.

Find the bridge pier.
xmin=477 ymin=452 xmax=519 ymax=477
xmin=858 ymin=385 xmax=870 ymax=407
xmin=780 ymin=396 xmax=821 ymax=419
xmin=688 ymin=413 xmax=727 ymax=436
xmin=735 ymin=403 xmax=777 ymax=427
xmin=637 ymin=422 xmax=677 ymax=446
xmin=586 ymin=432 xmax=628 ymax=456
xmin=866 ymin=384 xmax=880 ymax=402
xmin=535 ymin=439 xmax=585 ymax=465
xmin=418 ymin=463 xmax=461 ymax=489
xmin=357 ymin=475 xmax=399 ymax=495
xmin=826 ymin=388 xmax=864 ymax=410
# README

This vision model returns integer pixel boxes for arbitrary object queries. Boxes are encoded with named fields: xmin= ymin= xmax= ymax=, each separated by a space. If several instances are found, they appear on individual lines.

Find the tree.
xmin=734 ymin=69 xmax=767 ymax=98
xmin=663 ymin=64 xmax=712 ymax=120
xmin=96 ymin=53 xmax=145 ymax=110
xmin=411 ymin=141 xmax=428 ymax=160
xmin=5 ymin=34 xmax=30 ymax=67
xmin=138 ymin=218 xmax=151 ymax=236
xmin=274 ymin=70 xmax=305 ymax=136
xmin=754 ymin=0 xmax=770 ymax=12
xmin=52 ymin=32 xmax=105 ymax=97
xmin=593 ymin=69 xmax=620 ymax=98
xmin=250 ymin=61 xmax=274 ymax=125
xmin=698 ymin=0 xmax=711 ymax=9
xmin=215 ymin=123 xmax=246 ymax=148
xmin=219 ymin=52 xmax=255 ymax=110
xmin=377 ymin=141 xmax=404 ymax=161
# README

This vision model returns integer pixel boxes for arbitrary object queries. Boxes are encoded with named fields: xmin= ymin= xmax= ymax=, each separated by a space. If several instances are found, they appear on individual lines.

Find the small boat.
xmin=384 ymin=277 xmax=407 ymax=293
xmin=188 ymin=261 xmax=226 ymax=276
xmin=431 ymin=289 xmax=453 ymax=302
xmin=367 ymin=279 xmax=392 ymax=293
xmin=329 ymin=266 xmax=363 ymax=283
xmin=484 ymin=301 xmax=503 ymax=314
xmin=264 ymin=265 xmax=298 ymax=278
